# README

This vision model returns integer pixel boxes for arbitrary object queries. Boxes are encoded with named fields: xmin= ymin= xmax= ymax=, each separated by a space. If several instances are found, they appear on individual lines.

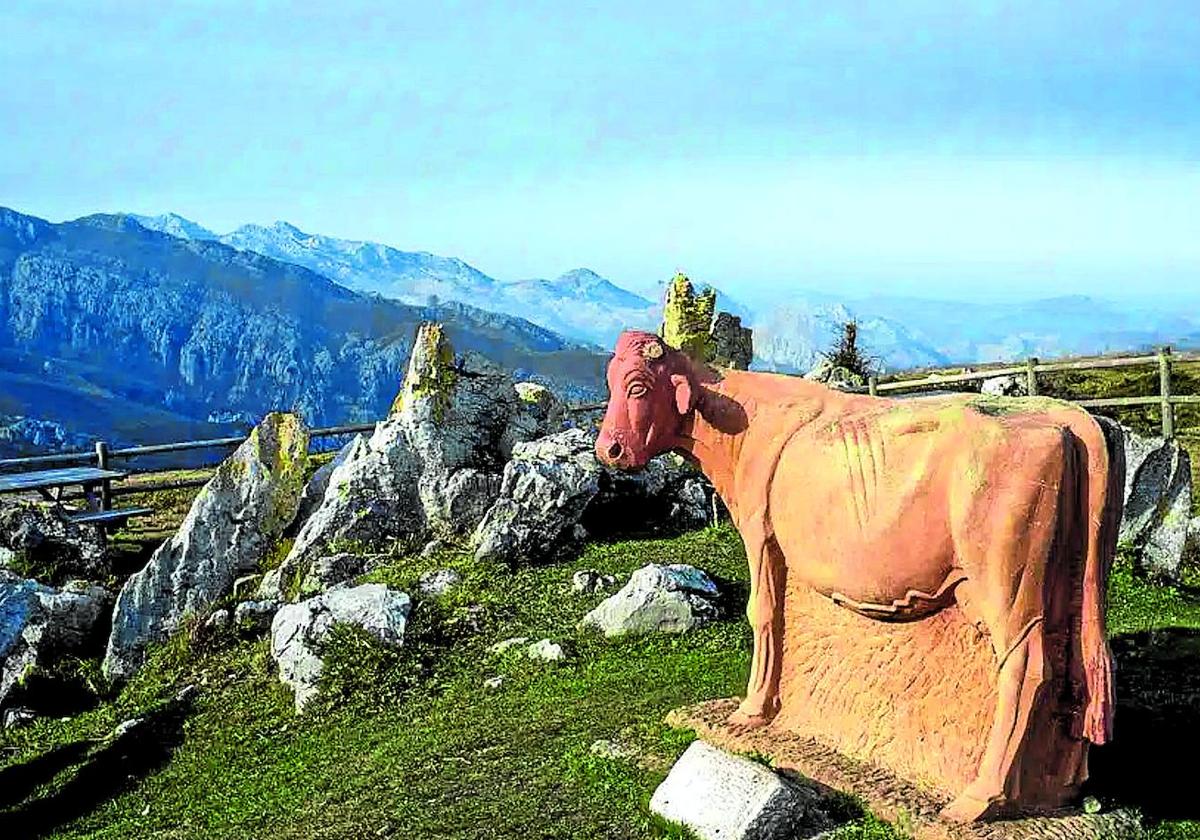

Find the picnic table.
xmin=0 ymin=467 xmax=152 ymax=533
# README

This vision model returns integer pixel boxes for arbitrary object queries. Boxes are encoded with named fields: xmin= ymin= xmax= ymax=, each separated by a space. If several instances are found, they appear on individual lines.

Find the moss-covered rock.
xmin=660 ymin=273 xmax=716 ymax=363
xmin=103 ymin=412 xmax=310 ymax=683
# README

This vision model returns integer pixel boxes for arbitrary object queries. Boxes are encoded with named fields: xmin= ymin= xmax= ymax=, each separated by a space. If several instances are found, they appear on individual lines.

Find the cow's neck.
xmin=674 ymin=368 xmax=835 ymax=515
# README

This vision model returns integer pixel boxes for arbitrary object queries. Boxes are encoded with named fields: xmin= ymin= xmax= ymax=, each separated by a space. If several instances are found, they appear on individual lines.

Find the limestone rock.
xmin=472 ymin=429 xmax=603 ymax=566
xmin=234 ymin=600 xmax=278 ymax=634
xmin=1118 ymin=426 xmax=1193 ymax=579
xmin=483 ymin=675 xmax=506 ymax=691
xmin=472 ymin=429 xmax=713 ymax=566
xmin=103 ymin=412 xmax=309 ymax=682
xmin=204 ymin=609 xmax=231 ymax=631
xmin=291 ymin=433 xmax=368 ymax=533
xmin=581 ymin=564 xmax=719 ymax=638
xmin=572 ymin=569 xmax=617 ymax=595
xmin=980 ymin=374 xmax=1026 ymax=397
xmin=294 ymin=552 xmax=374 ymax=599
xmin=660 ymin=273 xmax=716 ymax=363
xmin=650 ymin=740 xmax=839 ymax=840
xmin=0 ymin=502 xmax=108 ymax=583
xmin=269 ymin=584 xmax=411 ymax=713
xmin=417 ymin=569 xmax=462 ymax=597
xmin=803 ymin=358 xmax=863 ymax=391
xmin=3 ymin=707 xmax=35 ymax=729
xmin=711 ymin=311 xmax=753 ymax=370
xmin=277 ymin=419 xmax=423 ymax=599
xmin=527 ymin=638 xmax=566 ymax=662
xmin=276 ymin=324 xmax=516 ymax=596
xmin=501 ymin=382 xmax=566 ymax=457
xmin=1 ymin=572 xmax=111 ymax=709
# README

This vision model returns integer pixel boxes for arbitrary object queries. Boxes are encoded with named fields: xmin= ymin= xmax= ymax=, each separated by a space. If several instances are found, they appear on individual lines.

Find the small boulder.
xmin=103 ymin=412 xmax=309 ymax=682
xmin=527 ymin=639 xmax=566 ymax=662
xmin=1 ymin=573 xmax=111 ymax=709
xmin=0 ymin=502 xmax=108 ymax=583
xmin=270 ymin=584 xmax=411 ymax=713
xmin=204 ymin=609 xmax=231 ymax=632
xmin=572 ymin=569 xmax=617 ymax=595
xmin=650 ymin=740 xmax=840 ymax=840
xmin=980 ymin=374 xmax=1027 ymax=397
xmin=417 ymin=569 xmax=462 ymax=598
xmin=581 ymin=564 xmax=719 ymax=638
xmin=1118 ymin=426 xmax=1193 ymax=579
xmin=483 ymin=675 xmax=506 ymax=691
xmin=234 ymin=600 xmax=278 ymax=634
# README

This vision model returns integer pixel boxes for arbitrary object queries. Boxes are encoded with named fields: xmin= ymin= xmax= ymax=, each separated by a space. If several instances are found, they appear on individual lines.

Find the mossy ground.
xmin=3 ymin=514 xmax=1200 ymax=838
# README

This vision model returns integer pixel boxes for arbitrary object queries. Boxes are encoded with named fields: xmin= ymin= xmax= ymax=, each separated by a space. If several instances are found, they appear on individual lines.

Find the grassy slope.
xmin=1 ymin=522 xmax=1198 ymax=839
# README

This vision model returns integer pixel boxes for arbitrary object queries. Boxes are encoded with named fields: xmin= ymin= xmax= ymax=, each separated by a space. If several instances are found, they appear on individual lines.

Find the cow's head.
xmin=596 ymin=331 xmax=699 ymax=470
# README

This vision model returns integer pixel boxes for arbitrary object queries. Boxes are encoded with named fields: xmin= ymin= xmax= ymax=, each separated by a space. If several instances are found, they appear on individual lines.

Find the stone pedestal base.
xmin=667 ymin=700 xmax=1141 ymax=840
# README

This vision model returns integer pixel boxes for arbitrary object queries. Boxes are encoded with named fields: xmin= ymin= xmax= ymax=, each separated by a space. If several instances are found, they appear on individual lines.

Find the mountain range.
xmin=133 ymin=211 xmax=1200 ymax=375
xmin=4 ymin=205 xmax=1198 ymax=458
xmin=0 ymin=207 xmax=605 ymax=457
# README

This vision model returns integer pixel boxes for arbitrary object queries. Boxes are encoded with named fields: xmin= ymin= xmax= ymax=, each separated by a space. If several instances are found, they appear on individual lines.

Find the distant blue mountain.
xmin=128 ymin=210 xmax=1200 ymax=377
xmin=0 ymin=207 xmax=606 ymax=456
xmin=133 ymin=214 xmax=659 ymax=349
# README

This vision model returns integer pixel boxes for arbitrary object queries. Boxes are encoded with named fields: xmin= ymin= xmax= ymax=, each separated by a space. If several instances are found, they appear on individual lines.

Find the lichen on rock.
xmin=103 ymin=411 xmax=310 ymax=682
xmin=660 ymin=273 xmax=717 ymax=363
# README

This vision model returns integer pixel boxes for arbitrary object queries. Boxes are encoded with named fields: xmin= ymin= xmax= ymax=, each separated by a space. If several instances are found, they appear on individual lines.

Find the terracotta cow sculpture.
xmin=596 ymin=331 xmax=1123 ymax=822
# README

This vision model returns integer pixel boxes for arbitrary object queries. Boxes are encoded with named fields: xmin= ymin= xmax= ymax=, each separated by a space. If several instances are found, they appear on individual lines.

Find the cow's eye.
xmin=628 ymin=383 xmax=648 ymax=399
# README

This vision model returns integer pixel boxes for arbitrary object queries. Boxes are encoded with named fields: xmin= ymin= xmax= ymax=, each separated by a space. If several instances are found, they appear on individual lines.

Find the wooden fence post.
xmin=95 ymin=440 xmax=112 ymax=511
xmin=1026 ymin=357 xmax=1039 ymax=397
xmin=1159 ymin=346 xmax=1175 ymax=440
xmin=868 ymin=376 xmax=878 ymax=396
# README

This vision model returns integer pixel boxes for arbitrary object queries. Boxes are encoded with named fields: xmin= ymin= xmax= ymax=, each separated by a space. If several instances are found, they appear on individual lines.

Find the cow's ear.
xmin=670 ymin=374 xmax=696 ymax=415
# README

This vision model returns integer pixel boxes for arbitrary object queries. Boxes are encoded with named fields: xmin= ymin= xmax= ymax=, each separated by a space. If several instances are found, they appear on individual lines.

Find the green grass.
xmin=5 ymin=524 xmax=1200 ymax=838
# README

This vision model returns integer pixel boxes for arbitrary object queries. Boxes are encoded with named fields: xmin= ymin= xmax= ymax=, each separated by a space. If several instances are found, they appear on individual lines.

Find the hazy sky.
xmin=3 ymin=1 xmax=1197 ymax=305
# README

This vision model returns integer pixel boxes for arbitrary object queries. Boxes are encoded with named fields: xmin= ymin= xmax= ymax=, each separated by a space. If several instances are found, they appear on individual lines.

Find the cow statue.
xmin=595 ymin=330 xmax=1122 ymax=823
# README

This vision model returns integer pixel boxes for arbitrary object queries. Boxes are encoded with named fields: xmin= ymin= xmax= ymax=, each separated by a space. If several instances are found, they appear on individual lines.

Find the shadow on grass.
xmin=0 ymin=694 xmax=193 ymax=838
xmin=1086 ymin=628 xmax=1200 ymax=823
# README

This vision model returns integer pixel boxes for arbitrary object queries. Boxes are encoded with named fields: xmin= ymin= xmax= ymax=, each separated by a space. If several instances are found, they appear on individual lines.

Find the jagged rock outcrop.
xmin=1119 ymin=426 xmax=1193 ymax=579
xmin=580 ymin=564 xmax=719 ymax=637
xmin=270 ymin=324 xmax=557 ymax=600
xmin=103 ymin=412 xmax=309 ymax=682
xmin=710 ymin=312 xmax=753 ymax=370
xmin=501 ymin=382 xmax=565 ymax=456
xmin=472 ymin=429 xmax=712 ymax=566
xmin=0 ymin=503 xmax=108 ymax=584
xmin=291 ymin=434 xmax=367 ymax=533
xmin=270 ymin=584 xmax=411 ymax=712
xmin=1 ymin=572 xmax=110 ymax=709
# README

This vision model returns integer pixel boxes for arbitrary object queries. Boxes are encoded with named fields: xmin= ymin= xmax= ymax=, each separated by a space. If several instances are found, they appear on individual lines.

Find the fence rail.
xmin=1 ymin=346 xmax=1195 ymax=501
xmin=864 ymin=346 xmax=1196 ymax=440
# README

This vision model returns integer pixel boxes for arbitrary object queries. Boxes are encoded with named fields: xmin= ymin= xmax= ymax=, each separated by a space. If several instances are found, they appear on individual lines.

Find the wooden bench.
xmin=67 ymin=507 xmax=155 ymax=527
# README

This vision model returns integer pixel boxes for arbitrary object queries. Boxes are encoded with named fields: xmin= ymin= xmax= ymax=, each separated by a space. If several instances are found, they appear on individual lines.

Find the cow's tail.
xmin=1077 ymin=416 xmax=1125 ymax=745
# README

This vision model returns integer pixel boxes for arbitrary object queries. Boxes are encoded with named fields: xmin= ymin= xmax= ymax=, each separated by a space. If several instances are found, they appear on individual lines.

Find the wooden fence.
xmin=0 ymin=345 xmax=1196 ymax=499
xmin=863 ymin=346 xmax=1200 ymax=440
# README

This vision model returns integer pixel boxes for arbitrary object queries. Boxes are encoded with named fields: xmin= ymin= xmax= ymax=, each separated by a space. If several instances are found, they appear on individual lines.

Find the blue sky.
xmin=3 ymin=0 xmax=1197 ymax=305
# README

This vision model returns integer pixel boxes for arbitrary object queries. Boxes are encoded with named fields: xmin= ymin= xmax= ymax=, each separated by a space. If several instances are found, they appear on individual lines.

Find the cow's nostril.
xmin=606 ymin=441 xmax=623 ymax=461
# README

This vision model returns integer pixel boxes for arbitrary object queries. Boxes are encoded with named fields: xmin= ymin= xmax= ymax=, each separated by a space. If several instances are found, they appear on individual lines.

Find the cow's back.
xmin=766 ymin=395 xmax=1073 ymax=612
